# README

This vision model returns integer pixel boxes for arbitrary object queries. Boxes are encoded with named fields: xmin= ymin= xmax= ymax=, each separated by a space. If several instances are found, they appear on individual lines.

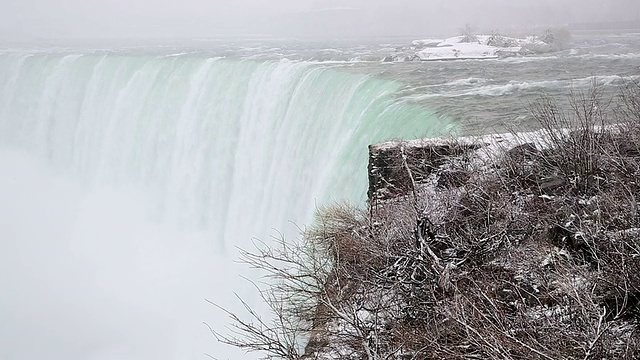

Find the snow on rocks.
xmin=386 ymin=33 xmax=561 ymax=62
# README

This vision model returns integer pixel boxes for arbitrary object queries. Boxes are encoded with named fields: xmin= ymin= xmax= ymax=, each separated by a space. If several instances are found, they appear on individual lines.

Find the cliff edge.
xmin=303 ymin=124 xmax=640 ymax=359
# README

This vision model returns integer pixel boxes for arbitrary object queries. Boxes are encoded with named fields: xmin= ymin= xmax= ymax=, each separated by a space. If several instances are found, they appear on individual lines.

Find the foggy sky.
xmin=1 ymin=1 xmax=640 ymax=41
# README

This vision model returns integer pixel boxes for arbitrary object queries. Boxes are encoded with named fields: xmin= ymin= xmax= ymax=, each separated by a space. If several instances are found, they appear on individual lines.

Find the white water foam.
xmin=407 ymin=75 xmax=633 ymax=100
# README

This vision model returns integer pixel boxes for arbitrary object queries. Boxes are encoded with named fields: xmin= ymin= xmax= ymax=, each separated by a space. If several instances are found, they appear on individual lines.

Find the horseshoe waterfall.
xmin=0 ymin=52 xmax=453 ymax=359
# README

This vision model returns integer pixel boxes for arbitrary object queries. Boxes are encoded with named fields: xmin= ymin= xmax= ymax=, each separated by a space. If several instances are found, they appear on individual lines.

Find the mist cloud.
xmin=1 ymin=0 xmax=639 ymax=40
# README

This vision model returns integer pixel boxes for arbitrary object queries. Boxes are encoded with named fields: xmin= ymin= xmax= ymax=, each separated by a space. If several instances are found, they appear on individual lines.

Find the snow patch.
xmin=387 ymin=33 xmax=565 ymax=62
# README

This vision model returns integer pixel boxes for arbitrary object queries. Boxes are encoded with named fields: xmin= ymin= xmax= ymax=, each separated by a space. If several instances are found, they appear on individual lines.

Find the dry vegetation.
xmin=214 ymin=79 xmax=640 ymax=359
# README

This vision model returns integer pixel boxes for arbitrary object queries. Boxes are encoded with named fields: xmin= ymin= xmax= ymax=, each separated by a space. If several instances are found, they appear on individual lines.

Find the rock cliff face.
xmin=367 ymin=138 xmax=481 ymax=201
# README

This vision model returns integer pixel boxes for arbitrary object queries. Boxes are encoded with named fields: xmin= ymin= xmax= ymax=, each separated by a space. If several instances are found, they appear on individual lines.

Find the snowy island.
xmin=385 ymin=30 xmax=570 ymax=62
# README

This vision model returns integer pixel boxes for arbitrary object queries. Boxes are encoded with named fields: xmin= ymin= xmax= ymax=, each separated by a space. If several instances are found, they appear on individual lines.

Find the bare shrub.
xmin=540 ymin=28 xmax=572 ymax=51
xmin=618 ymin=77 xmax=640 ymax=124
xmin=214 ymin=79 xmax=640 ymax=359
xmin=459 ymin=24 xmax=479 ymax=44
xmin=527 ymin=81 xmax=612 ymax=195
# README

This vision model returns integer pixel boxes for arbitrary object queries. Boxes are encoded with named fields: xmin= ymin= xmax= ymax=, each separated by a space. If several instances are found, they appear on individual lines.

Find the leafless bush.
xmin=459 ymin=24 xmax=479 ymax=44
xmin=527 ymin=81 xmax=613 ymax=195
xmin=215 ymin=80 xmax=640 ymax=359
xmin=618 ymin=77 xmax=640 ymax=124
xmin=539 ymin=28 xmax=572 ymax=51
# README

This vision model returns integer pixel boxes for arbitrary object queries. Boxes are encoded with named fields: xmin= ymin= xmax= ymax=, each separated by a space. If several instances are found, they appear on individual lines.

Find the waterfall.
xmin=0 ymin=51 xmax=454 ymax=359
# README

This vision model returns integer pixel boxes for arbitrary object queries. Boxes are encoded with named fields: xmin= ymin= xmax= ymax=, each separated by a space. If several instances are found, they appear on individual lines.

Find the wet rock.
xmin=382 ymin=55 xmax=395 ymax=62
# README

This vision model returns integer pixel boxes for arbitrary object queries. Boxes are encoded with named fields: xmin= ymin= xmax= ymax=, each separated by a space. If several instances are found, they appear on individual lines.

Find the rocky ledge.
xmin=305 ymin=127 xmax=640 ymax=359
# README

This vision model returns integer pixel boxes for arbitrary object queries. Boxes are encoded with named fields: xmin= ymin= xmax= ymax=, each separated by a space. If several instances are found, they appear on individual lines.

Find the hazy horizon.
xmin=2 ymin=0 xmax=640 ymax=41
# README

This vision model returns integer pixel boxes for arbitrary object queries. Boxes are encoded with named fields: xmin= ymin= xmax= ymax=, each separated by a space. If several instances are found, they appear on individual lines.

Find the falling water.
xmin=0 ymin=51 xmax=453 ymax=359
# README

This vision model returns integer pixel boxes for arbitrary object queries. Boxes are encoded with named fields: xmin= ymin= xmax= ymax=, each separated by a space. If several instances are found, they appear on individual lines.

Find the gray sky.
xmin=1 ymin=0 xmax=640 ymax=40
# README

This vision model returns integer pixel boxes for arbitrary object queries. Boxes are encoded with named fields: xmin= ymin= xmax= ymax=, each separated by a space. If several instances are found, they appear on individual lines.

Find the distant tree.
xmin=460 ymin=23 xmax=479 ymax=43
xmin=540 ymin=27 xmax=572 ymax=50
